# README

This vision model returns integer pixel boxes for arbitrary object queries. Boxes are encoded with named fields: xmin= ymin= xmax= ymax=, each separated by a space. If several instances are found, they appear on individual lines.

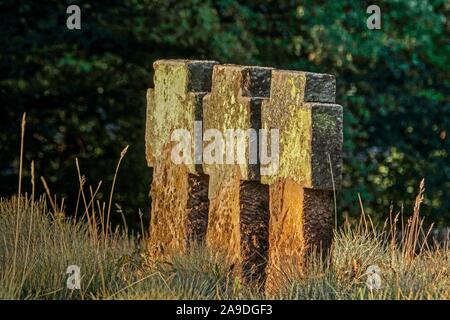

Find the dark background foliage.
xmin=1 ymin=0 xmax=448 ymax=230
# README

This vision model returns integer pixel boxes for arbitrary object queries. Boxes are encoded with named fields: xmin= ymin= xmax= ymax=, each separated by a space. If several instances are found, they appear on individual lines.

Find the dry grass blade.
xmin=403 ymin=178 xmax=426 ymax=263
xmin=12 ymin=113 xmax=26 ymax=277
xmin=328 ymin=153 xmax=338 ymax=230
xmin=106 ymin=145 xmax=129 ymax=241
xmin=40 ymin=176 xmax=58 ymax=216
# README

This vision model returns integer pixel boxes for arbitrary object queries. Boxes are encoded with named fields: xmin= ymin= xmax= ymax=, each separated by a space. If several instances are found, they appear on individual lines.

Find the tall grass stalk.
xmin=106 ymin=145 xmax=129 ymax=241
xmin=12 ymin=113 xmax=26 ymax=284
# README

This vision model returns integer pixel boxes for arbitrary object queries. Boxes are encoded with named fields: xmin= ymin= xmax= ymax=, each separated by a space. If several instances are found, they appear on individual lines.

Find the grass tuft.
xmin=0 ymin=193 xmax=447 ymax=300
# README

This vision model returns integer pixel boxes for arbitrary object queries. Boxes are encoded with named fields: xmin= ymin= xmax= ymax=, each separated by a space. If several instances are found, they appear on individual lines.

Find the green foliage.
xmin=0 ymin=1 xmax=448 ymax=225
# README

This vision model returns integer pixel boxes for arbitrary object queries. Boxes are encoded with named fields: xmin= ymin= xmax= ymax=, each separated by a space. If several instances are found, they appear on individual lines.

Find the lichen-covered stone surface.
xmin=310 ymin=103 xmax=343 ymax=189
xmin=261 ymin=70 xmax=342 ymax=188
xmin=261 ymin=69 xmax=342 ymax=292
xmin=145 ymin=88 xmax=155 ymax=167
xmin=146 ymin=60 xmax=217 ymax=258
xmin=145 ymin=60 xmax=343 ymax=290
xmin=146 ymin=59 xmax=217 ymax=174
xmin=202 ymin=64 xmax=272 ymax=183
xmin=203 ymin=64 xmax=272 ymax=282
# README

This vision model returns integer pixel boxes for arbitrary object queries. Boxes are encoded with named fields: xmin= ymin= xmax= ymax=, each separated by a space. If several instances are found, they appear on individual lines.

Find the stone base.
xmin=206 ymin=173 xmax=269 ymax=285
xmin=148 ymin=150 xmax=209 ymax=258
xmin=265 ymin=179 xmax=334 ymax=292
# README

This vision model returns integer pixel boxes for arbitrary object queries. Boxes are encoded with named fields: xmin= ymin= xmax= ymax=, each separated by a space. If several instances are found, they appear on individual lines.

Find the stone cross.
xmin=145 ymin=59 xmax=343 ymax=290
xmin=202 ymin=64 xmax=273 ymax=283
xmin=146 ymin=60 xmax=217 ymax=257
xmin=261 ymin=70 xmax=342 ymax=290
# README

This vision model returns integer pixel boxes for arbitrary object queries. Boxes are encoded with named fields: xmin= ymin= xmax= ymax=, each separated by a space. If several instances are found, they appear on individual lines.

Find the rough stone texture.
xmin=203 ymin=64 xmax=272 ymax=282
xmin=261 ymin=70 xmax=342 ymax=188
xmin=303 ymin=71 xmax=336 ymax=103
xmin=205 ymin=170 xmax=241 ymax=263
xmin=261 ymin=69 xmax=342 ymax=292
xmin=310 ymin=103 xmax=343 ymax=189
xmin=145 ymin=88 xmax=156 ymax=167
xmin=186 ymin=173 xmax=210 ymax=245
xmin=145 ymin=60 xmax=343 ymax=290
xmin=265 ymin=180 xmax=334 ymax=292
xmin=205 ymin=173 xmax=270 ymax=285
xmin=148 ymin=144 xmax=211 ymax=257
xmin=265 ymin=179 xmax=304 ymax=292
xmin=146 ymin=60 xmax=217 ymax=258
xmin=239 ymin=181 xmax=269 ymax=284
xmin=202 ymin=64 xmax=272 ymax=182
xmin=302 ymin=188 xmax=334 ymax=252
xmin=147 ymin=59 xmax=217 ymax=174
xmin=147 ymin=144 xmax=190 ymax=257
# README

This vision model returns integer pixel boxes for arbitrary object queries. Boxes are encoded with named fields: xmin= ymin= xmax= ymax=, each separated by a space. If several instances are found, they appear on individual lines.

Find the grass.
xmin=0 ymin=194 xmax=448 ymax=300
xmin=0 ymin=113 xmax=448 ymax=300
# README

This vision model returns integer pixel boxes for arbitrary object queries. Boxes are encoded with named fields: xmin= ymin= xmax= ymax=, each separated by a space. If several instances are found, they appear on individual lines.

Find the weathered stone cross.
xmin=145 ymin=59 xmax=342 ymax=290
